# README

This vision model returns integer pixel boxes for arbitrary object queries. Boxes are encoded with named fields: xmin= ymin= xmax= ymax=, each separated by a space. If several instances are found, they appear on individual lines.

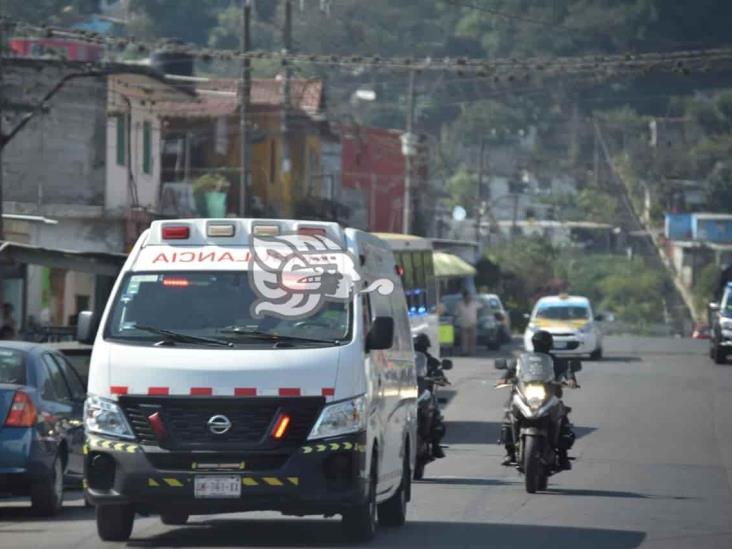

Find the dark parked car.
xmin=441 ymin=294 xmax=502 ymax=350
xmin=0 ymin=342 xmax=86 ymax=515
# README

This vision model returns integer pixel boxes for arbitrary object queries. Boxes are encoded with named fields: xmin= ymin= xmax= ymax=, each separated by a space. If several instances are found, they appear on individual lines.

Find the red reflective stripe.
xmin=279 ymin=388 xmax=301 ymax=397
xmin=321 ymin=388 xmax=335 ymax=397
xmin=235 ymin=388 xmax=257 ymax=397
xmin=110 ymin=386 xmax=128 ymax=395
xmin=190 ymin=387 xmax=213 ymax=396
xmin=148 ymin=387 xmax=169 ymax=396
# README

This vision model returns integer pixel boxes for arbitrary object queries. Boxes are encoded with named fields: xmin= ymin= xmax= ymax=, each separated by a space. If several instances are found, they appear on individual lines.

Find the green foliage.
xmin=445 ymin=166 xmax=478 ymax=211
xmin=692 ymin=263 xmax=720 ymax=314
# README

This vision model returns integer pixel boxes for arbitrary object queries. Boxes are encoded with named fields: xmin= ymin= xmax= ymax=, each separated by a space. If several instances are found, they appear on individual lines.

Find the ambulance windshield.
xmin=105 ymin=272 xmax=351 ymax=346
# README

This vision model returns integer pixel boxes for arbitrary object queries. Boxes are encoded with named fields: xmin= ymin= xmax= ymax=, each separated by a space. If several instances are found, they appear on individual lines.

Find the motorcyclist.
xmin=414 ymin=333 xmax=446 ymax=459
xmin=496 ymin=330 xmax=578 ymax=470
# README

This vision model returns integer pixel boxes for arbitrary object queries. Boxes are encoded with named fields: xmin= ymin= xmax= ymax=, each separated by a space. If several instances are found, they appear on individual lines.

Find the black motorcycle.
xmin=415 ymin=355 xmax=452 ymax=480
xmin=495 ymin=353 xmax=580 ymax=493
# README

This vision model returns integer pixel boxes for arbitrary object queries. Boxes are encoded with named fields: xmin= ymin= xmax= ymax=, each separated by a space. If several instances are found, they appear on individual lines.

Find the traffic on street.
xmin=2 ymin=336 xmax=732 ymax=548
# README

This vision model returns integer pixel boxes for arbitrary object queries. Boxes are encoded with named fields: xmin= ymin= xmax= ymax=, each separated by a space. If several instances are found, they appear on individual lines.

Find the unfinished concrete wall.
xmin=2 ymin=59 xmax=107 ymax=207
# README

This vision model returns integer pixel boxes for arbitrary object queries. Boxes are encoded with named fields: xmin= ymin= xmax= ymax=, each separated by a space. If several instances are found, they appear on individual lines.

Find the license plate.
xmin=194 ymin=475 xmax=241 ymax=499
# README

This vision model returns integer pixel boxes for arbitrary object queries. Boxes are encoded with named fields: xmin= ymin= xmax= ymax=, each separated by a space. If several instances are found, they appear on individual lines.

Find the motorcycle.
xmin=415 ymin=354 xmax=452 ymax=480
xmin=495 ymin=353 xmax=581 ymax=493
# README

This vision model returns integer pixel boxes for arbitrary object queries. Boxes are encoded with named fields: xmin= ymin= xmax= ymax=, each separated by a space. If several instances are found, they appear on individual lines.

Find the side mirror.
xmin=709 ymin=302 xmax=720 ymax=312
xmin=76 ymin=311 xmax=98 ymax=345
xmin=441 ymin=359 xmax=453 ymax=371
xmin=570 ymin=359 xmax=582 ymax=373
xmin=366 ymin=316 xmax=394 ymax=351
xmin=494 ymin=358 xmax=508 ymax=370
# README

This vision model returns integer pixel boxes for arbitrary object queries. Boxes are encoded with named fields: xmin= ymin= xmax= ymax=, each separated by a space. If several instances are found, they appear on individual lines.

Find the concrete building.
xmin=1 ymin=58 xmax=187 ymax=332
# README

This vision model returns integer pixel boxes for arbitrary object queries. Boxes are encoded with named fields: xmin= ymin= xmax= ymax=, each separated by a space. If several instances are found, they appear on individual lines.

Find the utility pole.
xmin=474 ymin=137 xmax=486 ymax=245
xmin=282 ymin=0 xmax=293 ymax=176
xmin=239 ymin=0 xmax=252 ymax=217
xmin=0 ymin=9 xmax=5 ymax=242
xmin=403 ymin=70 xmax=416 ymax=235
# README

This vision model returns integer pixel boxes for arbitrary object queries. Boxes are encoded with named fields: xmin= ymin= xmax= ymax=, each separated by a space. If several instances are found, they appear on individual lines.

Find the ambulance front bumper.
xmin=84 ymin=432 xmax=368 ymax=516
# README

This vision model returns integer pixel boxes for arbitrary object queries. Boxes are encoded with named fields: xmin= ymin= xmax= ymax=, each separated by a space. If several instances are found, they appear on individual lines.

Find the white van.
xmin=78 ymin=219 xmax=416 ymax=542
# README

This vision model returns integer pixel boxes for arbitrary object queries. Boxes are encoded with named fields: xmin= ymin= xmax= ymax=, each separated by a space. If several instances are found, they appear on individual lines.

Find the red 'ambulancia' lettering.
xmin=153 ymin=253 xmax=169 ymax=264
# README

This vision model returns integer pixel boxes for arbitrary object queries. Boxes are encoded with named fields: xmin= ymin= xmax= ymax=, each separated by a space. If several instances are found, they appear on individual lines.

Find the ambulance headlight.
xmin=84 ymin=396 xmax=135 ymax=440
xmin=308 ymin=395 xmax=367 ymax=440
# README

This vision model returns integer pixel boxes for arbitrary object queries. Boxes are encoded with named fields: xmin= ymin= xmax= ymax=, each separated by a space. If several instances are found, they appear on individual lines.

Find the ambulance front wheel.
xmin=97 ymin=504 xmax=135 ymax=542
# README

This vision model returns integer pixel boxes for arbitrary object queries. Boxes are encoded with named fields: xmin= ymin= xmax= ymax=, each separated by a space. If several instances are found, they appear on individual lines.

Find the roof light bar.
xmin=162 ymin=277 xmax=190 ymax=288
xmin=253 ymin=225 xmax=280 ymax=237
xmin=207 ymin=223 xmax=236 ymax=237
xmin=161 ymin=225 xmax=190 ymax=240
xmin=298 ymin=226 xmax=326 ymax=237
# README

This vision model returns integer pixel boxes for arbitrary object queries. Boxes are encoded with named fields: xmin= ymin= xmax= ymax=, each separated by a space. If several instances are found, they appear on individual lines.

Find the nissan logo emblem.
xmin=207 ymin=415 xmax=232 ymax=435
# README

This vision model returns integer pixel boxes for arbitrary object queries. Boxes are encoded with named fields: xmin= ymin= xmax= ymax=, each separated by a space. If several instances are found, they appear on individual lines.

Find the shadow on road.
xmin=0 ymin=492 xmax=93 ymax=524
xmin=415 ymin=477 xmax=517 ymax=487
xmin=444 ymin=421 xmax=596 ymax=445
xmin=127 ymin=519 xmax=646 ymax=548
xmin=602 ymin=356 xmax=643 ymax=363
xmin=544 ymin=488 xmax=694 ymax=500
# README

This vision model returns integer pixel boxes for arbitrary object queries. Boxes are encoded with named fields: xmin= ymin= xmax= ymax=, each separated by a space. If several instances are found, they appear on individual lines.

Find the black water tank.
xmin=151 ymin=44 xmax=194 ymax=78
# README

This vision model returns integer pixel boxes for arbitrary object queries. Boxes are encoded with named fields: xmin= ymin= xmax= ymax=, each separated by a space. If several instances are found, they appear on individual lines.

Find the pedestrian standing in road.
xmin=456 ymin=290 xmax=479 ymax=355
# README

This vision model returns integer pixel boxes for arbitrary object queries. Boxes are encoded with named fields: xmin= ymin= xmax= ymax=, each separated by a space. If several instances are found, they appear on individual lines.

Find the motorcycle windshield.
xmin=517 ymin=352 xmax=555 ymax=383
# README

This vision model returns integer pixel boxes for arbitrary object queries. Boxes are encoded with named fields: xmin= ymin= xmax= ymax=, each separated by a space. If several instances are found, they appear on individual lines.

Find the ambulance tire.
xmin=342 ymin=453 xmax=378 ymax=542
xmin=97 ymin=504 xmax=135 ymax=542
xmin=160 ymin=512 xmax=189 ymax=525
xmin=378 ymin=451 xmax=410 ymax=527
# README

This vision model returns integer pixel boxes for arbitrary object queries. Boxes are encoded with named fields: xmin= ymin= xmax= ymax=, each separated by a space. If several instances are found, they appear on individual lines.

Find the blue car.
xmin=0 ymin=341 xmax=86 ymax=515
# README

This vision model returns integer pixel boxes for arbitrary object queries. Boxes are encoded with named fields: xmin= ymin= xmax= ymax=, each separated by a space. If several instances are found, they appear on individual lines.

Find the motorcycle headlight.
xmin=524 ymin=383 xmax=547 ymax=410
xmin=308 ymin=395 xmax=367 ymax=440
xmin=84 ymin=395 xmax=135 ymax=440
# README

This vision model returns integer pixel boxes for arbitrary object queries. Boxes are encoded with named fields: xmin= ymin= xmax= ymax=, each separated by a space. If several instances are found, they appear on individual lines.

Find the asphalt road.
xmin=2 ymin=336 xmax=732 ymax=549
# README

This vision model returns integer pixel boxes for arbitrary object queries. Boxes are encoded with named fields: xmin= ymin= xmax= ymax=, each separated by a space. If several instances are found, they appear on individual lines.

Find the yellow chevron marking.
xmin=302 ymin=446 xmax=313 ymax=454
xmin=263 ymin=477 xmax=283 ymax=486
xmin=241 ymin=477 xmax=258 ymax=487
xmin=287 ymin=477 xmax=299 ymax=486
xmin=114 ymin=442 xmax=127 ymax=452
xmin=316 ymin=444 xmax=327 ymax=453
xmin=126 ymin=445 xmax=138 ymax=454
xmin=148 ymin=478 xmax=160 ymax=487
xmin=83 ymin=443 xmax=89 ymax=456
xmin=240 ymin=461 xmax=246 ymax=470
xmin=163 ymin=478 xmax=183 ymax=487
xmin=329 ymin=443 xmax=340 ymax=451
xmin=343 ymin=442 xmax=353 ymax=450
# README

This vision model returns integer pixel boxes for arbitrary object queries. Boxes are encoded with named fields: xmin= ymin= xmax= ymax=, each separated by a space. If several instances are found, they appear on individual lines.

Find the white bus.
xmin=373 ymin=233 xmax=440 ymax=356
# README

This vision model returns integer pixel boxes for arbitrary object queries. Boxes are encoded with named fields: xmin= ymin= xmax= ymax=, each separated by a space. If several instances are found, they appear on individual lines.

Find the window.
xmin=54 ymin=354 xmax=86 ymax=400
xmin=0 ymin=348 xmax=26 ymax=385
xmin=41 ymin=354 xmax=72 ymax=401
xmin=116 ymin=115 xmax=125 ymax=166
xmin=143 ymin=121 xmax=152 ymax=174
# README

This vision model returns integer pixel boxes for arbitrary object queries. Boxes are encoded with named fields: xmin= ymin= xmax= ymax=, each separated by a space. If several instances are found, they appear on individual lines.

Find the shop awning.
xmin=0 ymin=241 xmax=126 ymax=277
xmin=433 ymin=251 xmax=476 ymax=278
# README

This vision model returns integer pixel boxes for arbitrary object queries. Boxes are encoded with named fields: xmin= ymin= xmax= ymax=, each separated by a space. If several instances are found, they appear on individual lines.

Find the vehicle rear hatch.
xmin=0 ymin=348 xmax=27 ymax=428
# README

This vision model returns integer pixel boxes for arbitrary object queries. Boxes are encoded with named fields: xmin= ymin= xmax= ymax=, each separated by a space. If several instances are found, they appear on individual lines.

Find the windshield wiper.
xmin=218 ymin=326 xmax=340 ymax=346
xmin=135 ymin=324 xmax=234 ymax=348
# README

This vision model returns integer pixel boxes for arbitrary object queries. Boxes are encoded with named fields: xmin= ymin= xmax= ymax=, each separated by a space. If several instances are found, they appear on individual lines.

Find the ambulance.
xmin=78 ymin=219 xmax=417 ymax=542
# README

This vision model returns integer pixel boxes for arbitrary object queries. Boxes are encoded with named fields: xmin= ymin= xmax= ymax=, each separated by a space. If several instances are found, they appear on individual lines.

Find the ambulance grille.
xmin=119 ymin=396 xmax=325 ymax=450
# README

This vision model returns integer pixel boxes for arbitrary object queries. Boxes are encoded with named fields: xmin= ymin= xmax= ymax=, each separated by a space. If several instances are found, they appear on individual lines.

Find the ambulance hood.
xmin=90 ymin=341 xmax=358 ymax=399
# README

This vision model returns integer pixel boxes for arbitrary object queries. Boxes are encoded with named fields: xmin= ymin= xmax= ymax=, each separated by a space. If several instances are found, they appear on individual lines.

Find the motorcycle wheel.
xmin=523 ymin=437 xmax=544 ymax=494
